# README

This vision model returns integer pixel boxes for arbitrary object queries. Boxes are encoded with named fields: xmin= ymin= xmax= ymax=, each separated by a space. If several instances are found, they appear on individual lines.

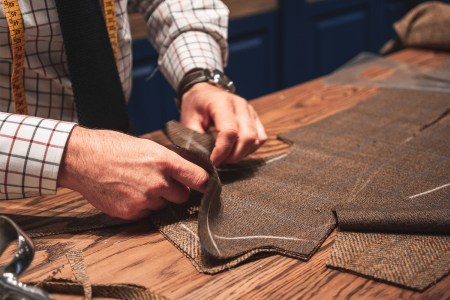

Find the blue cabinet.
xmin=128 ymin=12 xmax=278 ymax=135
xmin=280 ymin=0 xmax=447 ymax=89
xmin=226 ymin=12 xmax=278 ymax=100
xmin=281 ymin=0 xmax=382 ymax=87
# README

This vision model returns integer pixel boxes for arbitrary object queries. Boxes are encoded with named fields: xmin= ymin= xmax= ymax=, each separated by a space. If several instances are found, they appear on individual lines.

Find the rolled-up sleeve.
xmin=131 ymin=0 xmax=229 ymax=89
xmin=0 ymin=112 xmax=76 ymax=199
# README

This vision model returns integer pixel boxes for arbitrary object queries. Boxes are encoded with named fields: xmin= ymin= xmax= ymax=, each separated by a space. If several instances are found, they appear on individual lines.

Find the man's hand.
xmin=180 ymin=82 xmax=267 ymax=165
xmin=57 ymin=127 xmax=209 ymax=220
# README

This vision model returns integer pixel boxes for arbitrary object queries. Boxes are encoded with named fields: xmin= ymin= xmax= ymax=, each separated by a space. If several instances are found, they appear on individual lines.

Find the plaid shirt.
xmin=0 ymin=0 xmax=229 ymax=199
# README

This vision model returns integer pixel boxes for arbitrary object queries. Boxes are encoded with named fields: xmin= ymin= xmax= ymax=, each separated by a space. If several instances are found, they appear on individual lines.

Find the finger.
xmin=146 ymin=196 xmax=168 ymax=211
xmin=129 ymin=209 xmax=152 ymax=220
xmin=160 ymin=178 xmax=190 ymax=204
xmin=209 ymin=101 xmax=239 ymax=165
xmin=169 ymin=155 xmax=209 ymax=193
xmin=182 ymin=115 xmax=206 ymax=134
xmin=253 ymin=108 xmax=268 ymax=145
xmin=225 ymin=100 xmax=259 ymax=163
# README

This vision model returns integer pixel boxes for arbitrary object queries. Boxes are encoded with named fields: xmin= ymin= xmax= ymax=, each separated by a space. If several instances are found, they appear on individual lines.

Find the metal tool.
xmin=0 ymin=216 xmax=52 ymax=300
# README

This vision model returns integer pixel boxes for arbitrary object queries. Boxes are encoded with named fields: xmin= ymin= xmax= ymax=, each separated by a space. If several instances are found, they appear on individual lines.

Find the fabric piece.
xmin=155 ymin=87 xmax=450 ymax=291
xmin=334 ymin=208 xmax=450 ymax=233
xmin=28 ymin=279 xmax=167 ymax=300
xmin=380 ymin=2 xmax=450 ymax=54
xmin=66 ymin=248 xmax=92 ymax=300
xmin=327 ymin=233 xmax=450 ymax=291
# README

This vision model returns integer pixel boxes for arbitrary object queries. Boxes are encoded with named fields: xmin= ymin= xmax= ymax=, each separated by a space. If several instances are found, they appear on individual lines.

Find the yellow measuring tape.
xmin=2 ymin=0 xmax=119 ymax=115
xmin=103 ymin=0 xmax=119 ymax=63
xmin=1 ymin=0 xmax=26 ymax=115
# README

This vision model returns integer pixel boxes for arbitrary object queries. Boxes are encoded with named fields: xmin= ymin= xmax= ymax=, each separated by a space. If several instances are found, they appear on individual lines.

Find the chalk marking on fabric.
xmin=206 ymin=197 xmax=222 ymax=255
xmin=349 ymin=168 xmax=382 ymax=202
xmin=185 ymin=132 xmax=193 ymax=150
xmin=180 ymin=223 xmax=199 ymax=240
xmin=184 ymin=131 xmax=210 ymax=154
xmin=409 ymin=183 xmax=450 ymax=199
xmin=265 ymin=153 xmax=288 ymax=164
xmin=213 ymin=234 xmax=315 ymax=242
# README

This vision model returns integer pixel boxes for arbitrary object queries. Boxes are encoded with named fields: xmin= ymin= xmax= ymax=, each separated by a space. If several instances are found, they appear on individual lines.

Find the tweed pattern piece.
xmin=327 ymin=233 xmax=450 ymax=290
xmin=154 ymin=86 xmax=450 ymax=292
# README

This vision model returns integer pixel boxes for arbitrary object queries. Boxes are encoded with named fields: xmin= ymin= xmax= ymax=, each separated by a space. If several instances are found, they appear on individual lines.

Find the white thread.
xmin=409 ymin=183 xmax=450 ymax=199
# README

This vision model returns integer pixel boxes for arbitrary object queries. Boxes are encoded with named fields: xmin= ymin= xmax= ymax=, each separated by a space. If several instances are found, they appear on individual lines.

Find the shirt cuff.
xmin=0 ymin=113 xmax=77 ymax=199
xmin=158 ymin=31 xmax=226 ymax=90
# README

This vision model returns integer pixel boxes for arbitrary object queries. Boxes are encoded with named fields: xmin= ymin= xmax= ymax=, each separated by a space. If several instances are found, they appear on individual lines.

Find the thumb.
xmin=169 ymin=154 xmax=209 ymax=193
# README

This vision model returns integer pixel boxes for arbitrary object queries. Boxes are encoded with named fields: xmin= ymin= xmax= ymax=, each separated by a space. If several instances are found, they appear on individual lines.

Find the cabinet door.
xmin=226 ymin=12 xmax=278 ymax=100
xmin=281 ymin=0 xmax=380 ymax=88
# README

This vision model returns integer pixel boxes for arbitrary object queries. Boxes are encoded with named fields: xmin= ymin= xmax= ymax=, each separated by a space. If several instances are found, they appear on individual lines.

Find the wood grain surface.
xmin=1 ymin=49 xmax=449 ymax=300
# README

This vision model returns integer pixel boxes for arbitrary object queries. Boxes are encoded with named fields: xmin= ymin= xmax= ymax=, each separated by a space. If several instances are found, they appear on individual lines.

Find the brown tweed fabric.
xmin=28 ymin=279 xmax=166 ymax=300
xmin=334 ymin=208 xmax=450 ymax=233
xmin=155 ymin=86 xmax=450 ymax=290
xmin=380 ymin=1 xmax=450 ymax=54
xmin=327 ymin=233 xmax=450 ymax=291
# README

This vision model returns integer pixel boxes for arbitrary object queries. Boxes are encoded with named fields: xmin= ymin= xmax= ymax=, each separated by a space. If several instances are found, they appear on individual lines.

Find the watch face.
xmin=211 ymin=69 xmax=236 ymax=93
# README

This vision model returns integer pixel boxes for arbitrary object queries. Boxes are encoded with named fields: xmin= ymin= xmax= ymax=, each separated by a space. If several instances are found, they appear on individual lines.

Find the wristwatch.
xmin=176 ymin=69 xmax=236 ymax=110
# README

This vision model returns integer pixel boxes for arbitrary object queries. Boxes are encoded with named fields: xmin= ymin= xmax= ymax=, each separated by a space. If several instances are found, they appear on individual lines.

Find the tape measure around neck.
xmin=2 ymin=0 xmax=119 ymax=115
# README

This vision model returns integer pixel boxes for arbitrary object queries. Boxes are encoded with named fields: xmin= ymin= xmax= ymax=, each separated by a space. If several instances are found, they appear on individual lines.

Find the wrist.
xmin=57 ymin=126 xmax=88 ymax=190
xmin=176 ymin=69 xmax=235 ymax=110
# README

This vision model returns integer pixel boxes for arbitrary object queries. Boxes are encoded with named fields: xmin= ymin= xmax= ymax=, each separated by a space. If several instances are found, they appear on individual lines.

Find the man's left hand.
xmin=180 ymin=82 xmax=267 ymax=166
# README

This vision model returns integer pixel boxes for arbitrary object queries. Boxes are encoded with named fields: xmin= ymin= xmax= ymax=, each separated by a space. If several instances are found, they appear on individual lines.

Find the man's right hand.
xmin=57 ymin=126 xmax=209 ymax=220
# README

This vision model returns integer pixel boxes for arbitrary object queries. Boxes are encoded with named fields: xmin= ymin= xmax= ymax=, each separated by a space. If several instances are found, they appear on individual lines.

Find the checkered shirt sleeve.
xmin=0 ymin=112 xmax=76 ymax=199
xmin=0 ymin=0 xmax=228 ymax=200
xmin=131 ymin=0 xmax=229 ymax=89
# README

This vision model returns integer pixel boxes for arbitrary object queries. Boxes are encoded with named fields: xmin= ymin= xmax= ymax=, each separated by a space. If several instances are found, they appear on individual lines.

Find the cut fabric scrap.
xmin=334 ymin=208 xmax=450 ymax=233
xmin=327 ymin=233 xmax=450 ymax=291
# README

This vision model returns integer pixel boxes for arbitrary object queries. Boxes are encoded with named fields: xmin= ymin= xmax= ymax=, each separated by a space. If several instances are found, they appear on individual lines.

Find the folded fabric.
xmin=381 ymin=1 xmax=450 ymax=53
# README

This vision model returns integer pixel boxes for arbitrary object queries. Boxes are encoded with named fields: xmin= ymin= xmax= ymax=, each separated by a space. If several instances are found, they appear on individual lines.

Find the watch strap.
xmin=176 ymin=69 xmax=235 ymax=110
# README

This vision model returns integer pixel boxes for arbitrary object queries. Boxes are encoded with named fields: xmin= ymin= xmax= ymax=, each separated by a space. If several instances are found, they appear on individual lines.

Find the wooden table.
xmin=1 ymin=49 xmax=449 ymax=299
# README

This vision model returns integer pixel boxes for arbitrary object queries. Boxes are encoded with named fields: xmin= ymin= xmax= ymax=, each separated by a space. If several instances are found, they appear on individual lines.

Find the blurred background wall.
xmin=127 ymin=0 xmax=449 ymax=134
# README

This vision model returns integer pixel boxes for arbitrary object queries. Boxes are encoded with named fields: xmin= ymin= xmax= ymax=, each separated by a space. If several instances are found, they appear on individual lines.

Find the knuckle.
xmin=241 ymin=133 xmax=258 ymax=145
xmin=220 ymin=129 xmax=238 ymax=141
xmin=150 ymin=180 xmax=170 ymax=195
